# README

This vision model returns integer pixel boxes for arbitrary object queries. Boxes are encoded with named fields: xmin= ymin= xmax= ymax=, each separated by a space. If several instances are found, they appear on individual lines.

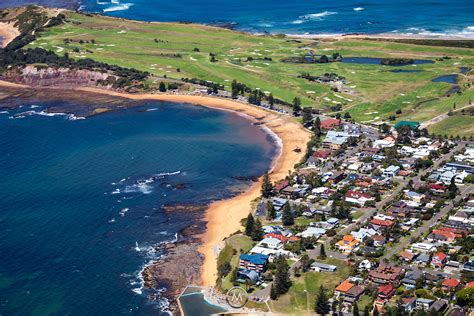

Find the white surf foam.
xmin=300 ymin=11 xmax=338 ymax=20
xmin=103 ymin=3 xmax=134 ymax=12
xmin=353 ymin=7 xmax=364 ymax=11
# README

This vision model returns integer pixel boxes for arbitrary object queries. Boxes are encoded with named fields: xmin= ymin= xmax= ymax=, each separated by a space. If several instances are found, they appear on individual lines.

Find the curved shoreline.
xmin=0 ymin=81 xmax=311 ymax=287
xmin=75 ymin=88 xmax=312 ymax=287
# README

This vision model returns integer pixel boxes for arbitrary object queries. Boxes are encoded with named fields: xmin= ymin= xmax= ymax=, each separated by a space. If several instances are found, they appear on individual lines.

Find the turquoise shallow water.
xmin=0 ymin=101 xmax=276 ymax=315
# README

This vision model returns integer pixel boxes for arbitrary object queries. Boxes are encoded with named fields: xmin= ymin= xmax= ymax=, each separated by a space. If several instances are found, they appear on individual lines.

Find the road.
xmin=382 ymin=183 xmax=473 ymax=260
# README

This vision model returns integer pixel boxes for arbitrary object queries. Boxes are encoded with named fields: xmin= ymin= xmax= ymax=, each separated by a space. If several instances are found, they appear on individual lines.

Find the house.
xmin=274 ymin=180 xmax=289 ymax=193
xmin=431 ymin=252 xmax=447 ymax=269
xmin=313 ymin=149 xmax=332 ymax=160
xmin=430 ymin=300 xmax=448 ymax=313
xmin=311 ymin=261 xmax=337 ymax=272
xmin=428 ymin=229 xmax=461 ymax=244
xmin=405 ymin=191 xmax=425 ymax=204
xmin=411 ymin=242 xmax=437 ymax=253
xmin=239 ymin=253 xmax=268 ymax=272
xmin=399 ymin=250 xmax=416 ymax=263
xmin=351 ymin=228 xmax=377 ymax=242
xmin=377 ymin=284 xmax=396 ymax=302
xmin=299 ymin=226 xmax=326 ymax=238
xmin=237 ymin=269 xmax=259 ymax=284
xmin=414 ymin=253 xmax=431 ymax=265
xmin=372 ymin=234 xmax=386 ymax=247
xmin=322 ymin=131 xmax=352 ymax=150
xmin=320 ymin=118 xmax=342 ymax=130
xmin=368 ymin=264 xmax=404 ymax=285
xmin=334 ymin=279 xmax=365 ymax=303
xmin=336 ymin=235 xmax=360 ymax=254
xmin=384 ymin=165 xmax=400 ymax=177
xmin=401 ymin=268 xmax=423 ymax=289
xmin=258 ymin=237 xmax=283 ymax=250
xmin=370 ymin=218 xmax=394 ymax=231
xmin=263 ymin=233 xmax=288 ymax=244
xmin=272 ymin=197 xmax=288 ymax=211
xmin=428 ymin=183 xmax=448 ymax=194
xmin=440 ymin=170 xmax=456 ymax=185
xmin=328 ymin=171 xmax=345 ymax=184
xmin=416 ymin=298 xmax=434 ymax=310
xmin=441 ymin=278 xmax=461 ymax=291
xmin=345 ymin=190 xmax=374 ymax=206
xmin=401 ymin=297 xmax=416 ymax=312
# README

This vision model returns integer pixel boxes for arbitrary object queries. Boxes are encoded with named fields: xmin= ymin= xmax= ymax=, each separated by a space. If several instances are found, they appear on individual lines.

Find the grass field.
xmin=217 ymin=234 xmax=254 ymax=290
xmin=428 ymin=115 xmax=474 ymax=138
xmin=0 ymin=11 xmax=462 ymax=135
xmin=269 ymin=258 xmax=350 ymax=314
xmin=24 ymin=11 xmax=474 ymax=134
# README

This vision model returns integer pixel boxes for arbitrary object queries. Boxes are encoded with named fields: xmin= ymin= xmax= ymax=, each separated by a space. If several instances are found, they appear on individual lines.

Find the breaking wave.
xmin=103 ymin=3 xmax=134 ymax=12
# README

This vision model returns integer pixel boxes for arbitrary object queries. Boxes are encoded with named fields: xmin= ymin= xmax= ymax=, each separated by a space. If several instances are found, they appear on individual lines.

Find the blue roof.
xmin=240 ymin=253 xmax=268 ymax=265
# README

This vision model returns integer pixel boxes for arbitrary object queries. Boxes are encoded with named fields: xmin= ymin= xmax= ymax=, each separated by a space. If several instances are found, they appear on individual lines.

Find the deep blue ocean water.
xmin=0 ymin=101 xmax=276 ymax=315
xmin=82 ymin=0 xmax=474 ymax=37
xmin=1 ymin=0 xmax=473 ymax=36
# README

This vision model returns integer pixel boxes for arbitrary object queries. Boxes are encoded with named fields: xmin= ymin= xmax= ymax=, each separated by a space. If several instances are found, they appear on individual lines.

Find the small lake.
xmin=459 ymin=67 xmax=470 ymax=74
xmin=341 ymin=57 xmax=434 ymax=66
xmin=432 ymin=74 xmax=458 ymax=84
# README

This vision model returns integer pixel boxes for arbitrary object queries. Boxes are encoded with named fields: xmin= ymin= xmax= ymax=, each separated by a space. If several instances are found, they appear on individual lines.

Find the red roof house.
xmin=431 ymin=252 xmax=447 ymax=269
xmin=442 ymin=278 xmax=461 ymax=291
xmin=377 ymin=284 xmax=396 ymax=301
xmin=320 ymin=118 xmax=342 ymax=130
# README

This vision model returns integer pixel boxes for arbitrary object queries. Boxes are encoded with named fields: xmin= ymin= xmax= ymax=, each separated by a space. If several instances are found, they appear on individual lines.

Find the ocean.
xmin=0 ymin=101 xmax=276 ymax=315
xmin=3 ymin=0 xmax=473 ymax=37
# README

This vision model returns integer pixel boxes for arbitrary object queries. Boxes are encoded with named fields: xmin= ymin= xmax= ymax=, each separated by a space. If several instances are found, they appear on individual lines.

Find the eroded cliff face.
xmin=2 ymin=65 xmax=114 ymax=88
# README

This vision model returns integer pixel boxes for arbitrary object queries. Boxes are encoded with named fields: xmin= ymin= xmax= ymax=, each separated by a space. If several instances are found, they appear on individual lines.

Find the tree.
xmin=456 ymin=287 xmax=474 ymax=307
xmin=353 ymin=302 xmax=360 ymax=316
xmin=268 ymin=93 xmax=275 ymax=108
xmin=230 ymin=267 xmax=239 ymax=285
xmin=261 ymin=172 xmax=273 ymax=197
xmin=300 ymin=254 xmax=311 ymax=272
xmin=273 ymin=256 xmax=291 ymax=296
xmin=245 ymin=213 xmax=255 ymax=236
xmin=266 ymin=201 xmax=276 ymax=220
xmin=292 ymin=97 xmax=302 ymax=113
xmin=319 ymin=244 xmax=327 ymax=260
xmin=448 ymin=177 xmax=458 ymax=199
xmin=313 ymin=116 xmax=321 ymax=137
xmin=252 ymin=218 xmax=264 ymax=241
xmin=217 ymin=261 xmax=232 ymax=279
xmin=282 ymin=203 xmax=294 ymax=226
xmin=270 ymin=284 xmax=278 ymax=300
xmin=159 ymin=82 xmax=166 ymax=92
xmin=315 ymin=285 xmax=330 ymax=315
xmin=364 ymin=306 xmax=370 ymax=316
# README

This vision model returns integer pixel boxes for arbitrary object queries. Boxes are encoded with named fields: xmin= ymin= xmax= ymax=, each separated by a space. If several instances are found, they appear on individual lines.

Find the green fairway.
xmin=20 ymin=11 xmax=474 ymax=134
xmin=428 ymin=115 xmax=474 ymax=138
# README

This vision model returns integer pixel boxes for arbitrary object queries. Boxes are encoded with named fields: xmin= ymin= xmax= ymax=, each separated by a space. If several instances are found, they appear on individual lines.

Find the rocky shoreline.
xmin=142 ymin=204 xmax=207 ymax=315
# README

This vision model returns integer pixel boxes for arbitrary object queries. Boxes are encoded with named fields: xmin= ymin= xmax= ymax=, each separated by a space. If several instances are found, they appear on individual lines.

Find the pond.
xmin=432 ymin=74 xmax=458 ymax=84
xmin=341 ymin=57 xmax=434 ymax=66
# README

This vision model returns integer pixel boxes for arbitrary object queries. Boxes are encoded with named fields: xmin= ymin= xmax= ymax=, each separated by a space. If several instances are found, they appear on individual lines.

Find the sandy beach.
xmin=76 ymin=88 xmax=311 ymax=286
xmin=0 ymin=22 xmax=20 ymax=48
xmin=0 ymin=81 xmax=311 ymax=286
